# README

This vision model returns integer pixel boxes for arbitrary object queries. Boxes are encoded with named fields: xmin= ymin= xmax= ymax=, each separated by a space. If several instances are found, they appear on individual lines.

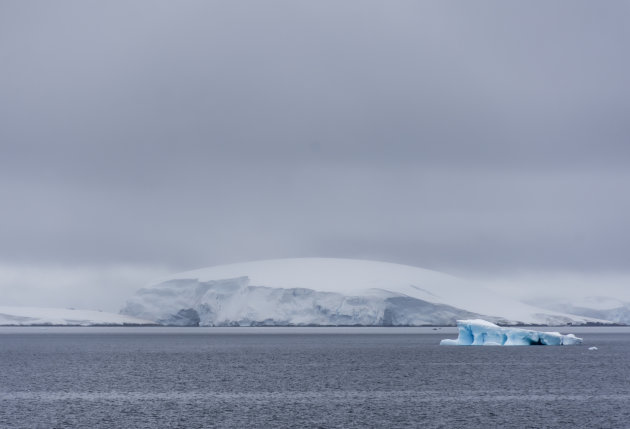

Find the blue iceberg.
xmin=440 ymin=319 xmax=583 ymax=346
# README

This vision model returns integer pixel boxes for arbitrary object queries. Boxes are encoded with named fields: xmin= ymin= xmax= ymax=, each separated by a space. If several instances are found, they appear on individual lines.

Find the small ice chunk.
xmin=440 ymin=319 xmax=583 ymax=346
xmin=588 ymin=346 xmax=598 ymax=351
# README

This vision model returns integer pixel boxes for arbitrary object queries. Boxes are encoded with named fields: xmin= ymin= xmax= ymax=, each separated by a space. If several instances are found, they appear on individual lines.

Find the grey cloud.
xmin=1 ymin=1 xmax=629 ymax=278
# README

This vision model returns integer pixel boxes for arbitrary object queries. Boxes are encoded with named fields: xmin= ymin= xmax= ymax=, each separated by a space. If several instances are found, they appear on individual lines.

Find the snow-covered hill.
xmin=121 ymin=258 xmax=606 ymax=326
xmin=525 ymin=296 xmax=630 ymax=325
xmin=0 ymin=306 xmax=154 ymax=326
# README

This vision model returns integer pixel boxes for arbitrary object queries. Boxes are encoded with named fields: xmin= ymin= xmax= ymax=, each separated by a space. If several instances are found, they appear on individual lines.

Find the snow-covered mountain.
xmin=121 ymin=258 xmax=606 ymax=326
xmin=0 ymin=306 xmax=154 ymax=326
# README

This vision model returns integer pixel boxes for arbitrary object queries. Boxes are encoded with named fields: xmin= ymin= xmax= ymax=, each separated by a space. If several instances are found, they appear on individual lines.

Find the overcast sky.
xmin=2 ymin=1 xmax=629 ymax=310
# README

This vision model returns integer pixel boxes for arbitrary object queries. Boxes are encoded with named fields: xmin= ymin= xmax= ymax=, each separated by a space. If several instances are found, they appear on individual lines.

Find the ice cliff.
xmin=440 ymin=319 xmax=583 ymax=346
xmin=121 ymin=276 xmax=486 ymax=326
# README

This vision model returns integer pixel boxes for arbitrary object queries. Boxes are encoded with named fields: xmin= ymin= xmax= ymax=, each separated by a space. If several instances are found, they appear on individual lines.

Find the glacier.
xmin=440 ymin=319 xmax=583 ymax=346
xmin=121 ymin=276 xmax=485 ymax=326
xmin=121 ymin=258 xmax=607 ymax=326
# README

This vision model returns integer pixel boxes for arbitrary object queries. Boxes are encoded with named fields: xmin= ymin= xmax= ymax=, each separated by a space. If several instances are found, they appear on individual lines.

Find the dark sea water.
xmin=1 ymin=327 xmax=629 ymax=428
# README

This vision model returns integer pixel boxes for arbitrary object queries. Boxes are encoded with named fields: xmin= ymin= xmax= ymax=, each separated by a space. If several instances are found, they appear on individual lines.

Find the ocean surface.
xmin=1 ymin=327 xmax=629 ymax=428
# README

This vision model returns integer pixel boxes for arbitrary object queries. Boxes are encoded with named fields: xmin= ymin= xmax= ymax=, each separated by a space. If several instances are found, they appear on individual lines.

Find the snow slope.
xmin=122 ymin=258 xmax=605 ymax=326
xmin=525 ymin=296 xmax=630 ymax=325
xmin=0 ymin=306 xmax=154 ymax=326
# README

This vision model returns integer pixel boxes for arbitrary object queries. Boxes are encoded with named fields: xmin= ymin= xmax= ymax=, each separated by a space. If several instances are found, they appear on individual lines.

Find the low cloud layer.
xmin=0 ymin=263 xmax=170 ymax=312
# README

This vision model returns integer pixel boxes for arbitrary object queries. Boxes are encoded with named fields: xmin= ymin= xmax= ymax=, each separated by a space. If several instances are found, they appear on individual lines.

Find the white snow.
xmin=0 ymin=306 xmax=154 ymax=326
xmin=122 ymin=258 xmax=607 ymax=326
xmin=440 ymin=319 xmax=583 ymax=346
xmin=520 ymin=295 xmax=630 ymax=325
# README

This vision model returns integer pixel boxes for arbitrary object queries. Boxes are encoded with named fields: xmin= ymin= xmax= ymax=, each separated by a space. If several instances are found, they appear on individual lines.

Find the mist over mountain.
xmin=121 ymin=258 xmax=609 ymax=326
